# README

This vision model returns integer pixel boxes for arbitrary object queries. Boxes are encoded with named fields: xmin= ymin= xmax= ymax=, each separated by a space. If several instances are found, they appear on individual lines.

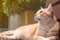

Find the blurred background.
xmin=0 ymin=0 xmax=45 ymax=31
xmin=0 ymin=0 xmax=60 ymax=32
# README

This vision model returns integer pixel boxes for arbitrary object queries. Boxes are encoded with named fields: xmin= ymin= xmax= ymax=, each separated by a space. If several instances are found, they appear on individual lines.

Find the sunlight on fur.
xmin=0 ymin=4 xmax=59 ymax=40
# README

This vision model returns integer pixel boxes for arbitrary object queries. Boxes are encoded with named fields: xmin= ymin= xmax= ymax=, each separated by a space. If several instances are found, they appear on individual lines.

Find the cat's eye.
xmin=40 ymin=11 xmax=43 ymax=13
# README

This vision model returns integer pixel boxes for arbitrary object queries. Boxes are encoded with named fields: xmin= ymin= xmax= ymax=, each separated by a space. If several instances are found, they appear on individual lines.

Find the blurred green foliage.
xmin=2 ymin=0 xmax=46 ymax=16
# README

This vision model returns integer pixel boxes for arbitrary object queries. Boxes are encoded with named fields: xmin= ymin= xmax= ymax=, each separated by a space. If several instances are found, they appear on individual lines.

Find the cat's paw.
xmin=0 ymin=36 xmax=6 ymax=40
xmin=0 ymin=36 xmax=7 ymax=40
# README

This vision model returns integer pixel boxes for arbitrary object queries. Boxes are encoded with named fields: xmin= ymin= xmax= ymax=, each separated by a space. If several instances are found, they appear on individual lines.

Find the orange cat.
xmin=0 ymin=4 xmax=59 ymax=40
xmin=33 ymin=4 xmax=59 ymax=40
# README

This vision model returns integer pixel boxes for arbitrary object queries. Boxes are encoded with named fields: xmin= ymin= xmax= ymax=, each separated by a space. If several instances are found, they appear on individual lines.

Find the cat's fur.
xmin=0 ymin=4 xmax=59 ymax=40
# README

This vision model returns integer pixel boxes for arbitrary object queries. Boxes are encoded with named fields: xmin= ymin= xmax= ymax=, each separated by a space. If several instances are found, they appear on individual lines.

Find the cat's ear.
xmin=41 ymin=7 xmax=43 ymax=10
xmin=48 ymin=4 xmax=53 ymax=12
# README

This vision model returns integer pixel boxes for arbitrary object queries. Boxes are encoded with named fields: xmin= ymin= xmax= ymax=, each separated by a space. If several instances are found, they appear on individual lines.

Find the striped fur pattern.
xmin=33 ymin=4 xmax=59 ymax=40
xmin=0 ymin=4 xmax=59 ymax=40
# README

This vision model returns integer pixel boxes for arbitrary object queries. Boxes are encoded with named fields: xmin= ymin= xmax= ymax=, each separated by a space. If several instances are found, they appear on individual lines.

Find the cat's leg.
xmin=0 ymin=30 xmax=32 ymax=40
xmin=0 ymin=30 xmax=22 ymax=39
xmin=0 ymin=33 xmax=32 ymax=40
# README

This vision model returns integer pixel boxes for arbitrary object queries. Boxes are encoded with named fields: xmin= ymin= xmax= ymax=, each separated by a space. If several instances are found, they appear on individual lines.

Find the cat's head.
xmin=34 ymin=4 xmax=55 ymax=22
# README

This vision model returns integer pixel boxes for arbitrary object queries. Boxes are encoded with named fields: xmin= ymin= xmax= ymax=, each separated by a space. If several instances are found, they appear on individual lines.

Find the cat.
xmin=33 ymin=4 xmax=59 ymax=40
xmin=0 ymin=4 xmax=59 ymax=40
